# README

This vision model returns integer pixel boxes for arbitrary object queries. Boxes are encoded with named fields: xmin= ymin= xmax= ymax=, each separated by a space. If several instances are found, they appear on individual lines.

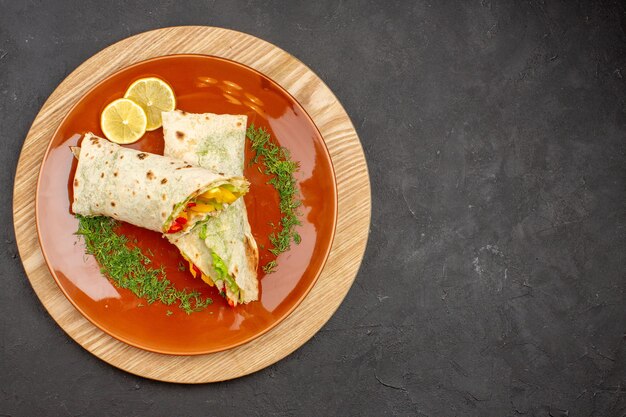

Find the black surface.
xmin=2 ymin=1 xmax=625 ymax=416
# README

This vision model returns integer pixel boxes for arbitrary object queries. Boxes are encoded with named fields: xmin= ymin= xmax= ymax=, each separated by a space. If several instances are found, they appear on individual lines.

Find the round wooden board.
xmin=13 ymin=26 xmax=370 ymax=383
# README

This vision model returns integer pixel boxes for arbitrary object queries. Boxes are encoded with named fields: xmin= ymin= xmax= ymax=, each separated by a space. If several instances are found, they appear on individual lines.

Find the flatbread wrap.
xmin=162 ymin=111 xmax=259 ymax=305
xmin=71 ymin=133 xmax=249 ymax=235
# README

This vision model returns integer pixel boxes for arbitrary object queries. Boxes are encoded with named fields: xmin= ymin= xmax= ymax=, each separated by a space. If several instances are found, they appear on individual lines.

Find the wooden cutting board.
xmin=12 ymin=26 xmax=370 ymax=383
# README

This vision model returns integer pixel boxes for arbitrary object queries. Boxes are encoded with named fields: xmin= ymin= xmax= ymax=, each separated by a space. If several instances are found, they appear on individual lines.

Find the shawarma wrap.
xmin=163 ymin=111 xmax=259 ymax=305
xmin=71 ymin=133 xmax=249 ymax=235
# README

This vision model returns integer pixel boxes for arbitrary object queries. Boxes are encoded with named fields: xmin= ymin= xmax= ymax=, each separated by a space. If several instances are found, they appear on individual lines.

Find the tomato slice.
xmin=175 ymin=216 xmax=188 ymax=225
xmin=167 ymin=222 xmax=183 ymax=233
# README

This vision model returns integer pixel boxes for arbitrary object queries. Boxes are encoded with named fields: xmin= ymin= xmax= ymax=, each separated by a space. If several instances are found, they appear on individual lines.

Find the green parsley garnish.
xmin=177 ymin=261 xmax=186 ymax=272
xmin=247 ymin=125 xmax=302 ymax=272
xmin=75 ymin=215 xmax=212 ymax=314
xmin=166 ymin=310 xmax=173 ymax=316
xmin=262 ymin=260 xmax=277 ymax=274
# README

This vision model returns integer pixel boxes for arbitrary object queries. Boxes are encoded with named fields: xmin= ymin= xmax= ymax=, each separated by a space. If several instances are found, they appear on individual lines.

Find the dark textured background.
xmin=2 ymin=1 xmax=625 ymax=416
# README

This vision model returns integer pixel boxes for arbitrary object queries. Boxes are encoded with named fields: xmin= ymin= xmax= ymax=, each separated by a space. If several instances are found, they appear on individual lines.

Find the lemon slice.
xmin=100 ymin=98 xmax=147 ymax=144
xmin=124 ymin=77 xmax=176 ymax=131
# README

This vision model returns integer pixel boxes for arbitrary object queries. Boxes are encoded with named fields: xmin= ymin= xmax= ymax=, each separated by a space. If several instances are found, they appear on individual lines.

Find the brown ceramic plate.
xmin=35 ymin=55 xmax=337 ymax=355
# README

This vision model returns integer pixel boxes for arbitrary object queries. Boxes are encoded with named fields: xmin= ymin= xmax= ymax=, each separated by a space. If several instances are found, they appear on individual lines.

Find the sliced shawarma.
xmin=162 ymin=111 xmax=259 ymax=305
xmin=71 ymin=133 xmax=249 ymax=235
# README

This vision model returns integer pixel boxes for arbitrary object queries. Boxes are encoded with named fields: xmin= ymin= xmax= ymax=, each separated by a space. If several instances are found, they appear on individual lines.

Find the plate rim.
xmin=13 ymin=25 xmax=371 ymax=383
xmin=34 ymin=53 xmax=339 ymax=355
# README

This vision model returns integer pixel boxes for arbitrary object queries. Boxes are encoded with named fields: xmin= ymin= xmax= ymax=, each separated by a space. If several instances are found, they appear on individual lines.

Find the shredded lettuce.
xmin=211 ymin=251 xmax=239 ymax=294
xmin=198 ymin=223 xmax=208 ymax=240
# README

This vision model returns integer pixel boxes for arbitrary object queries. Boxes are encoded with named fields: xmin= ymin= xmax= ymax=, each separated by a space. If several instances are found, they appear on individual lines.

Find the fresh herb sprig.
xmin=246 ymin=125 xmax=302 ymax=273
xmin=76 ymin=215 xmax=212 ymax=314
